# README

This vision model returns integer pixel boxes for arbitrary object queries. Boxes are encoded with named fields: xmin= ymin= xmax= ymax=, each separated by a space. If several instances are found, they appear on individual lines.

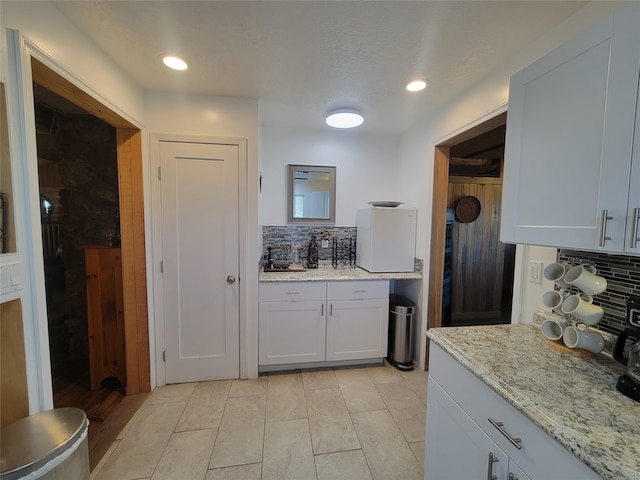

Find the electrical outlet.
xmin=528 ymin=261 xmax=543 ymax=283
xmin=322 ymin=240 xmax=329 ymax=248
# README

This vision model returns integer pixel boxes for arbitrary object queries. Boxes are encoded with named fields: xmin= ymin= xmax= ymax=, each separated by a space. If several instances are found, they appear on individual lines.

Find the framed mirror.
xmin=287 ymin=164 xmax=336 ymax=224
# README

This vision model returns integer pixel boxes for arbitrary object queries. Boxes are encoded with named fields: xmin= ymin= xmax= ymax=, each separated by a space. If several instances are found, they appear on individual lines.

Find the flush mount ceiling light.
xmin=325 ymin=109 xmax=364 ymax=129
xmin=162 ymin=55 xmax=190 ymax=71
xmin=405 ymin=79 xmax=428 ymax=92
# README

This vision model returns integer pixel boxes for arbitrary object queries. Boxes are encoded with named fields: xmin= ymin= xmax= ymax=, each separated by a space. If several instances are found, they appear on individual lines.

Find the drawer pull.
xmin=353 ymin=290 xmax=367 ymax=293
xmin=599 ymin=209 xmax=613 ymax=247
xmin=631 ymin=207 xmax=640 ymax=249
xmin=488 ymin=418 xmax=522 ymax=449
xmin=486 ymin=452 xmax=498 ymax=480
xmin=286 ymin=292 xmax=300 ymax=295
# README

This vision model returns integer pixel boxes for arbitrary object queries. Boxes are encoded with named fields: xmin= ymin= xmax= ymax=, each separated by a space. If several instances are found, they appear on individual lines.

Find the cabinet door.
xmin=501 ymin=5 xmax=640 ymax=253
xmin=626 ymin=83 xmax=640 ymax=253
xmin=85 ymin=247 xmax=126 ymax=391
xmin=508 ymin=460 xmax=532 ymax=480
xmin=326 ymin=299 xmax=388 ymax=361
xmin=425 ymin=377 xmax=510 ymax=480
xmin=258 ymin=301 xmax=325 ymax=365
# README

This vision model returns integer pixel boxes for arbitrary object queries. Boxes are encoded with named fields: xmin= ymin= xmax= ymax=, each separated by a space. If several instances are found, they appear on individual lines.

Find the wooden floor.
xmin=87 ymin=391 xmax=148 ymax=470
xmin=51 ymin=354 xmax=147 ymax=470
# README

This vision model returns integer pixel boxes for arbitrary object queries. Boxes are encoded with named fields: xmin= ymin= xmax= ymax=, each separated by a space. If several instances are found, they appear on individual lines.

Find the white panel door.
xmin=160 ymin=141 xmax=239 ymax=383
xmin=626 ymin=83 xmax=640 ymax=253
xmin=258 ymin=301 xmax=326 ymax=365
xmin=501 ymin=7 xmax=640 ymax=252
xmin=326 ymin=299 xmax=388 ymax=361
xmin=425 ymin=377 xmax=510 ymax=480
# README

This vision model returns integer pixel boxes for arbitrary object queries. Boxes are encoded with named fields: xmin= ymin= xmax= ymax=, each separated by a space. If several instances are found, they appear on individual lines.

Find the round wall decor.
xmin=455 ymin=196 xmax=481 ymax=223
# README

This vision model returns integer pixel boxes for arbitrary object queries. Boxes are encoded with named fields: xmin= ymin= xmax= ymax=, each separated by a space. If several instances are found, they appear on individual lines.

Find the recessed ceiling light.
xmin=325 ymin=109 xmax=364 ymax=129
xmin=405 ymin=79 xmax=428 ymax=92
xmin=162 ymin=55 xmax=189 ymax=71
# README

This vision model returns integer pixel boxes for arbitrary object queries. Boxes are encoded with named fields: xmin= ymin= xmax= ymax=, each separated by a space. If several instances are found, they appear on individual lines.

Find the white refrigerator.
xmin=356 ymin=206 xmax=417 ymax=272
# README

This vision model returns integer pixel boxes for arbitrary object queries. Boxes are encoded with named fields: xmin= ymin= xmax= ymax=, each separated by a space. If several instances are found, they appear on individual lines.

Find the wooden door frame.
xmin=30 ymin=59 xmax=150 ymax=394
xmin=426 ymin=111 xmax=507 ymax=365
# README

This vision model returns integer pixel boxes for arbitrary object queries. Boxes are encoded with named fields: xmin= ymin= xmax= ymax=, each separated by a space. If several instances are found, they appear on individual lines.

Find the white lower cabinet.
xmin=258 ymin=300 xmax=326 ymax=365
xmin=425 ymin=344 xmax=600 ymax=480
xmin=327 ymin=281 xmax=389 ymax=361
xmin=259 ymin=282 xmax=326 ymax=365
xmin=426 ymin=377 xmax=529 ymax=480
xmin=259 ymin=280 xmax=389 ymax=367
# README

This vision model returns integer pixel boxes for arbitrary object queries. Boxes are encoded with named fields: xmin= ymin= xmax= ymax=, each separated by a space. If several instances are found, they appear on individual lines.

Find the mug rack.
xmin=540 ymin=259 xmax=608 ymax=354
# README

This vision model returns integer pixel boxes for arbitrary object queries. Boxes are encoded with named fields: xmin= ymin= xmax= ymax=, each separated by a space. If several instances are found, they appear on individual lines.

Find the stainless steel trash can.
xmin=388 ymin=294 xmax=416 ymax=371
xmin=0 ymin=407 xmax=89 ymax=480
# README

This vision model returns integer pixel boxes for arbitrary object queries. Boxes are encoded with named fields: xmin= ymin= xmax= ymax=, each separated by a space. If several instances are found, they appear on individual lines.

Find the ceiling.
xmin=50 ymin=1 xmax=588 ymax=135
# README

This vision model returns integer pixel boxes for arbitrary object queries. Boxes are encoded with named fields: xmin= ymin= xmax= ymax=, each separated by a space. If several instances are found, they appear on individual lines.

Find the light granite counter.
xmin=427 ymin=323 xmax=640 ymax=480
xmin=259 ymin=263 xmax=422 ymax=282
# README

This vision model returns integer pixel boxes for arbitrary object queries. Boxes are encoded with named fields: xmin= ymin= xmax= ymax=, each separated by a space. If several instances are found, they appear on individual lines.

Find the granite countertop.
xmin=259 ymin=263 xmax=422 ymax=282
xmin=427 ymin=323 xmax=640 ymax=480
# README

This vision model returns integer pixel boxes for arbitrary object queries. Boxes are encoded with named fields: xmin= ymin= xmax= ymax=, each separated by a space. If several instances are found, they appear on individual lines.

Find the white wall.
xmin=260 ymin=126 xmax=402 ymax=226
xmin=512 ymin=246 xmax=558 ymax=324
xmin=144 ymin=91 xmax=260 ymax=380
xmin=397 ymin=0 xmax=625 ymax=369
xmin=1 ymin=1 xmax=145 ymax=124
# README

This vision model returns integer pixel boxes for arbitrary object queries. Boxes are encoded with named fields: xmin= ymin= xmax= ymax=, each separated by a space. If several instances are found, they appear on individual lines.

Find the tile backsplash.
xmin=261 ymin=226 xmax=357 ymax=266
xmin=558 ymin=249 xmax=640 ymax=334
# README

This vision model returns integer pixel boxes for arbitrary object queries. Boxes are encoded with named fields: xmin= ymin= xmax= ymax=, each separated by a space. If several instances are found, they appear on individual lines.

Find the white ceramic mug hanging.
xmin=564 ymin=265 xmax=607 ymax=296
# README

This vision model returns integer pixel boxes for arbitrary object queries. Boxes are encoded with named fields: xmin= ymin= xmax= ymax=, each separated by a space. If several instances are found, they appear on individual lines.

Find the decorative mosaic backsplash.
xmin=261 ymin=226 xmax=357 ymax=267
xmin=558 ymin=249 xmax=640 ymax=334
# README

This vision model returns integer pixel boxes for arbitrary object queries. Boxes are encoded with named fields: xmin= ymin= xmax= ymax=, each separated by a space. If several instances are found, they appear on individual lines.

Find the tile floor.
xmin=91 ymin=362 xmax=428 ymax=480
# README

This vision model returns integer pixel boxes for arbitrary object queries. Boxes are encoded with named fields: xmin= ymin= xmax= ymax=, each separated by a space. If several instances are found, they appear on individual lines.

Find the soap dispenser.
xmin=307 ymin=236 xmax=319 ymax=269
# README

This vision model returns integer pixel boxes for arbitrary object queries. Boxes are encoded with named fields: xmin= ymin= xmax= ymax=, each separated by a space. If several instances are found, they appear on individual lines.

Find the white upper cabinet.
xmin=627 ymin=92 xmax=640 ymax=253
xmin=501 ymin=5 xmax=640 ymax=254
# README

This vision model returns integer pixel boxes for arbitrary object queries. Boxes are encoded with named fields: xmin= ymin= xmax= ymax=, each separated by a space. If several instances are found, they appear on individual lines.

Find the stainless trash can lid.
xmin=389 ymin=294 xmax=416 ymax=315
xmin=0 ymin=407 xmax=87 ymax=478
xmin=390 ymin=305 xmax=415 ymax=315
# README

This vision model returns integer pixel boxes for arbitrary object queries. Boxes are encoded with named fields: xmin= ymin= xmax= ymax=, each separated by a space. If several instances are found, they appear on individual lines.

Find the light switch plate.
xmin=528 ymin=261 xmax=543 ymax=283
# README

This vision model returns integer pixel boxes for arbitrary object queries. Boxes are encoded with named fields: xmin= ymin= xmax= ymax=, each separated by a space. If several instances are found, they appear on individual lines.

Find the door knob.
xmin=226 ymin=275 xmax=236 ymax=284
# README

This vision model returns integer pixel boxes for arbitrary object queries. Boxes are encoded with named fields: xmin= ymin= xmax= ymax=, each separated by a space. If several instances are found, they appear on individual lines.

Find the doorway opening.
xmin=28 ymin=56 xmax=150 ymax=467
xmin=34 ymin=83 xmax=126 ymax=427
xmin=444 ymin=121 xmax=516 ymax=326
xmin=427 ymin=112 xmax=516 ymax=353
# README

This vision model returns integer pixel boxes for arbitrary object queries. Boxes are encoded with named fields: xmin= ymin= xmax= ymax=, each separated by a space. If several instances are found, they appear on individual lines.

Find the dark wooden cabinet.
xmin=85 ymin=246 xmax=126 ymax=390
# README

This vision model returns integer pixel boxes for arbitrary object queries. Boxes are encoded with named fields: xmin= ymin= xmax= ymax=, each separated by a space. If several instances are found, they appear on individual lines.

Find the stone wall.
xmin=42 ymin=113 xmax=118 ymax=357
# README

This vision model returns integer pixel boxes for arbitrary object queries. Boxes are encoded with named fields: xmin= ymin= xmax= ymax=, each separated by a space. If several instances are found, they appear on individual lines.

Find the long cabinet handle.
xmin=330 ymin=303 xmax=333 ymax=316
xmin=486 ymin=452 xmax=498 ymax=480
xmin=321 ymin=303 xmax=324 ymax=316
xmin=509 ymin=473 xmax=518 ymax=480
xmin=631 ymin=207 xmax=640 ymax=249
xmin=488 ymin=418 xmax=522 ymax=449
xmin=599 ymin=209 xmax=613 ymax=247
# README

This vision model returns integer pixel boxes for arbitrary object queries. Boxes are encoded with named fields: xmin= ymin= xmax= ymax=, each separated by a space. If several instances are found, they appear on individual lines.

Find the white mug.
xmin=564 ymin=264 xmax=607 ymax=296
xmin=541 ymin=316 xmax=569 ymax=341
xmin=542 ymin=289 xmax=570 ymax=312
xmin=561 ymin=293 xmax=604 ymax=326
xmin=562 ymin=326 xmax=605 ymax=353
xmin=543 ymin=262 xmax=571 ymax=288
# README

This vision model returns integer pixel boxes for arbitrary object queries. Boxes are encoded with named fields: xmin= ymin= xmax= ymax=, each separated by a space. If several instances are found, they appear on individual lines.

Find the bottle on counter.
xmin=307 ymin=236 xmax=319 ymax=269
